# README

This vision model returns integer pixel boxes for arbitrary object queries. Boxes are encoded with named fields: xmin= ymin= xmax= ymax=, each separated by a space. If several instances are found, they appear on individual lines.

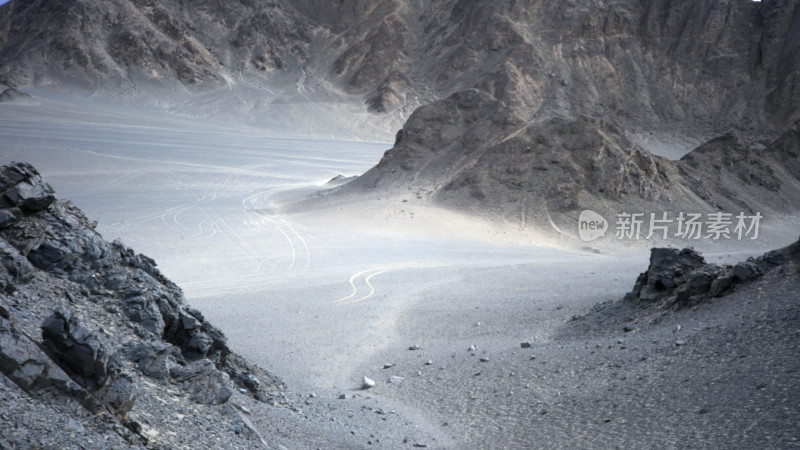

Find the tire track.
xmin=332 ymin=267 xmax=394 ymax=304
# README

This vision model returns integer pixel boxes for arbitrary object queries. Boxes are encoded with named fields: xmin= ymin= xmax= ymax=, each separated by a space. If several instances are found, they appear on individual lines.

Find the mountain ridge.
xmin=1 ymin=0 xmax=798 ymax=140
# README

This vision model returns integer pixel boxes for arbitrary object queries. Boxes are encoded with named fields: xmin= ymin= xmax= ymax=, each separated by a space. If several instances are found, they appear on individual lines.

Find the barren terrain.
xmin=2 ymin=92 xmax=798 ymax=448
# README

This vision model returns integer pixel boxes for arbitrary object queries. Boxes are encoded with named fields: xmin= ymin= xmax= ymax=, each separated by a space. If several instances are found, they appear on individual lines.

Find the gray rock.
xmin=0 ymin=238 xmax=35 ymax=293
xmin=362 ymin=376 xmax=375 ymax=390
xmin=173 ymin=359 xmax=234 ymax=405
xmin=709 ymin=270 xmax=734 ymax=297
xmin=125 ymin=340 xmax=180 ymax=380
xmin=626 ymin=248 xmax=707 ymax=304
xmin=41 ymin=307 xmax=113 ymax=388
xmin=0 ymin=163 xmax=55 ymax=212
xmin=0 ymin=315 xmax=100 ymax=413
xmin=67 ymin=418 xmax=85 ymax=433
xmin=99 ymin=373 xmax=137 ymax=415
xmin=732 ymin=261 xmax=761 ymax=282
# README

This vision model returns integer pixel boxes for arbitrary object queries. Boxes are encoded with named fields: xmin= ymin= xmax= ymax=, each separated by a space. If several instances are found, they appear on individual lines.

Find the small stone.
xmin=622 ymin=323 xmax=636 ymax=332
xmin=362 ymin=377 xmax=375 ymax=389
xmin=468 ymin=345 xmax=477 ymax=352
xmin=673 ymin=324 xmax=682 ymax=333
xmin=413 ymin=443 xmax=428 ymax=448
xmin=675 ymin=339 xmax=686 ymax=346
xmin=389 ymin=376 xmax=404 ymax=384
xmin=309 ymin=392 xmax=316 ymax=398
xmin=383 ymin=363 xmax=395 ymax=369
xmin=425 ymin=360 xmax=433 ymax=365
xmin=68 ymin=418 xmax=86 ymax=433
xmin=479 ymin=357 xmax=489 ymax=362
xmin=520 ymin=342 xmax=532 ymax=348
xmin=408 ymin=345 xmax=421 ymax=351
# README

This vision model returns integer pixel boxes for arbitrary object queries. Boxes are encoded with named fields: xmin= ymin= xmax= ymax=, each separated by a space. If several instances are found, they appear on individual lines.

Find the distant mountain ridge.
xmin=1 ymin=0 xmax=798 ymax=139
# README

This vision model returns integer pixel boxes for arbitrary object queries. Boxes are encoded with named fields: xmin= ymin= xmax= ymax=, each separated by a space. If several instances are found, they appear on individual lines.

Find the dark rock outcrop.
xmin=41 ymin=306 xmax=119 ymax=389
xmin=172 ymin=359 xmax=234 ymax=405
xmin=625 ymin=237 xmax=800 ymax=310
xmin=0 ymin=161 xmax=282 ymax=446
xmin=0 ymin=310 xmax=103 ymax=413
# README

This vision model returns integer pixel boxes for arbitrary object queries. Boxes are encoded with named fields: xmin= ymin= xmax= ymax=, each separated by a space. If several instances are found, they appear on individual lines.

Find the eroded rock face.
xmin=678 ymin=122 xmax=800 ymax=213
xmin=1 ymin=1 xmax=797 ymax=136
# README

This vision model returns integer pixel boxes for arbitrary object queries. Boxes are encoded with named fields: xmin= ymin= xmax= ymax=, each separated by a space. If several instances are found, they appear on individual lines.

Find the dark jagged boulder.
xmin=626 ymin=237 xmax=800 ymax=310
xmin=172 ymin=359 xmax=234 ymax=405
xmin=625 ymin=248 xmax=707 ymax=304
xmin=0 ymin=312 xmax=103 ymax=413
xmin=123 ymin=340 xmax=181 ymax=380
xmin=41 ymin=306 xmax=119 ymax=389
xmin=0 ymin=238 xmax=35 ymax=294
xmin=0 ymin=162 xmax=55 ymax=212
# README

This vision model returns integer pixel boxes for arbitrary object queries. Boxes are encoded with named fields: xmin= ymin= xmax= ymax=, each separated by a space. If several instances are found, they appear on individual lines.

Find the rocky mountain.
xmin=3 ymin=0 xmax=798 ymax=231
xmin=0 ymin=0 xmax=798 ymax=138
xmin=0 ymin=162 xmax=282 ymax=448
xmin=316 ymin=88 xmax=800 ymax=238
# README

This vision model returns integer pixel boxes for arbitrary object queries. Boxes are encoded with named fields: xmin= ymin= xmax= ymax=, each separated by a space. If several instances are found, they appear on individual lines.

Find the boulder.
xmin=41 ymin=306 xmax=115 ymax=388
xmin=625 ymin=248 xmax=707 ymax=303
xmin=0 ymin=162 xmax=55 ymax=212
xmin=0 ymin=238 xmax=35 ymax=293
xmin=124 ymin=340 xmax=181 ymax=380
xmin=172 ymin=359 xmax=234 ymax=405
xmin=0 ymin=314 xmax=101 ymax=413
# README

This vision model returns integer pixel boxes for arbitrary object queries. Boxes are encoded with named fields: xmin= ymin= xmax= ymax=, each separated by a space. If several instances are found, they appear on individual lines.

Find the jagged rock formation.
xmin=560 ymin=234 xmax=800 ymax=341
xmin=617 ymin=235 xmax=800 ymax=312
xmin=0 ymin=0 xmax=797 ymax=137
xmin=0 ymin=162 xmax=281 ymax=448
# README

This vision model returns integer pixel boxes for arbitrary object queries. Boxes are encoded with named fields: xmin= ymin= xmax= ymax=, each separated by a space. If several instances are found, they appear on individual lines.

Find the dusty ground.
xmin=1 ymin=95 xmax=798 ymax=448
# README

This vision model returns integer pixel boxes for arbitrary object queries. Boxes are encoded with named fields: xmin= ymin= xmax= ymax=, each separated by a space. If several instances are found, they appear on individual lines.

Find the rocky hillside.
xmin=322 ymin=89 xmax=800 ymax=236
xmin=0 ymin=0 xmax=798 ymax=137
xmin=0 ymin=162 xmax=282 ymax=448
